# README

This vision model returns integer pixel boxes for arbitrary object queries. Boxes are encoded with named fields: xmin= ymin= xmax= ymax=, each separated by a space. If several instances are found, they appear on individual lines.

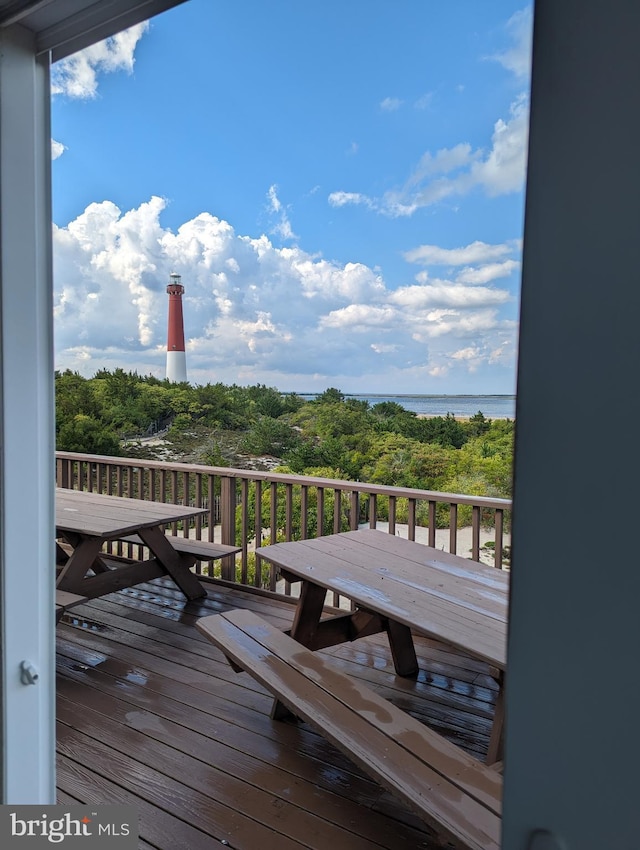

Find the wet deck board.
xmin=56 ymin=578 xmax=499 ymax=849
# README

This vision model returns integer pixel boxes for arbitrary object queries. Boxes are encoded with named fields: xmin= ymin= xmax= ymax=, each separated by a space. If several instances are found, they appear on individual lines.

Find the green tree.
xmin=466 ymin=411 xmax=491 ymax=437
xmin=57 ymin=414 xmax=120 ymax=455
xmin=55 ymin=370 xmax=100 ymax=427
xmin=360 ymin=433 xmax=455 ymax=490
xmin=239 ymin=417 xmax=301 ymax=456
xmin=315 ymin=387 xmax=345 ymax=404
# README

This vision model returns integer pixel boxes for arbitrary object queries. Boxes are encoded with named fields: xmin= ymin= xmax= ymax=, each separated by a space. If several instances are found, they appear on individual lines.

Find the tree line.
xmin=55 ymin=370 xmax=514 ymax=502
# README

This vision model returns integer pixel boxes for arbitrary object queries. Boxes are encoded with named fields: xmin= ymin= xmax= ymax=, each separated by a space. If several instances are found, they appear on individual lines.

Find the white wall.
xmin=504 ymin=1 xmax=640 ymax=846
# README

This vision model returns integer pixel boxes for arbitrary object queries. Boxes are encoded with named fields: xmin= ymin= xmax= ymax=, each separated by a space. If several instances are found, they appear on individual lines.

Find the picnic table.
xmin=55 ymin=488 xmax=238 ymax=603
xmin=261 ymin=529 xmax=508 ymax=757
xmin=197 ymin=529 xmax=509 ymax=849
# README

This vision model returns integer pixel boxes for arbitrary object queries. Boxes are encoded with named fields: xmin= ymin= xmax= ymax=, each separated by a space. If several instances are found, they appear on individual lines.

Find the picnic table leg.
xmin=56 ymin=536 xmax=105 ymax=593
xmin=271 ymin=580 xmax=329 ymax=720
xmin=56 ymin=532 xmax=113 ymax=574
xmin=386 ymin=620 xmax=419 ymax=677
xmin=137 ymin=526 xmax=207 ymax=600
xmin=289 ymin=581 xmax=328 ymax=645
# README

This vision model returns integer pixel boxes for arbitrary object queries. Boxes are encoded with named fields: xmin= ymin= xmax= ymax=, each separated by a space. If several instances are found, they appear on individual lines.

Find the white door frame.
xmin=0 ymin=23 xmax=56 ymax=803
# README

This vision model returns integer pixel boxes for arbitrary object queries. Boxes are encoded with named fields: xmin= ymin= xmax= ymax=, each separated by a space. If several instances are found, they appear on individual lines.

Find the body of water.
xmin=298 ymin=393 xmax=516 ymax=419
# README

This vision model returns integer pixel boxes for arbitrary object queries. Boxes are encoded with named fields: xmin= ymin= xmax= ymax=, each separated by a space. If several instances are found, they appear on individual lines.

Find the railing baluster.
xmin=240 ymin=478 xmax=249 ymax=585
xmin=194 ymin=474 xmax=203 ymax=540
xmin=428 ymin=500 xmax=436 ymax=547
xmin=449 ymin=504 xmax=458 ymax=554
xmin=170 ymin=470 xmax=178 ymax=535
xmin=285 ymin=483 xmax=293 ymax=541
xmin=255 ymin=480 xmax=263 ymax=589
xmin=182 ymin=471 xmax=190 ymax=538
xmin=350 ymin=491 xmax=359 ymax=531
xmin=269 ymin=481 xmax=278 ymax=592
xmin=317 ymin=487 xmax=325 ymax=537
xmin=300 ymin=486 xmax=308 ymax=539
xmin=368 ymin=494 xmax=377 ymax=528
xmin=333 ymin=489 xmax=342 ymax=535
xmin=269 ymin=482 xmax=278 ymax=546
xmin=331 ymin=489 xmax=342 ymax=607
xmin=220 ymin=476 xmax=237 ymax=582
xmin=494 ymin=508 xmax=504 ymax=569
xmin=115 ymin=466 xmax=124 ymax=555
xmin=472 ymin=505 xmax=481 ymax=561
xmin=408 ymin=499 xmax=416 ymax=541
xmin=389 ymin=496 xmax=396 ymax=535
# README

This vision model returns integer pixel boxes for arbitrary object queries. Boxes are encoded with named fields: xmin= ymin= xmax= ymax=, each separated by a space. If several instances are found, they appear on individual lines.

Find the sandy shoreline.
xmin=415 ymin=412 xmax=514 ymax=421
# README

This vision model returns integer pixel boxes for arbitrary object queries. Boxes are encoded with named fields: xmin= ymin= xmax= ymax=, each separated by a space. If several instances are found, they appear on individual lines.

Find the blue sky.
xmin=51 ymin=0 xmax=532 ymax=394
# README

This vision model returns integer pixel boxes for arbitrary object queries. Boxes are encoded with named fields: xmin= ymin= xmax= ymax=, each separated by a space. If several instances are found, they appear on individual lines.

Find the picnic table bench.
xmin=55 ymin=590 xmax=88 ymax=622
xmin=117 ymin=533 xmax=240 ymax=569
xmin=197 ymin=608 xmax=502 ymax=850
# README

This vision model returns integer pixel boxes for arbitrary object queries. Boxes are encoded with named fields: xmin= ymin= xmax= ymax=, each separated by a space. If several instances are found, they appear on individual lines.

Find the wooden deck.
xmin=55 ymin=578 xmax=500 ymax=849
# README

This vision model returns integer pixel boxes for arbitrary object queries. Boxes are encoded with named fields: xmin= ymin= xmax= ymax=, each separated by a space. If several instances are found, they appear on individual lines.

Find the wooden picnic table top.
xmin=56 ymin=488 xmax=207 ymax=538
xmin=258 ymin=528 xmax=509 ymax=670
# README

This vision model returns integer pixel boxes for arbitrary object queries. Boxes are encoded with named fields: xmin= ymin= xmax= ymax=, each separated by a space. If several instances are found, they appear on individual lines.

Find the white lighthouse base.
xmin=166 ymin=350 xmax=187 ymax=383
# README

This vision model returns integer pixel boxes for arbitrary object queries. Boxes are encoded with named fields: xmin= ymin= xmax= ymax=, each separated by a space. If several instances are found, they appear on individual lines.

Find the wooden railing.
xmin=56 ymin=451 xmax=512 ymax=598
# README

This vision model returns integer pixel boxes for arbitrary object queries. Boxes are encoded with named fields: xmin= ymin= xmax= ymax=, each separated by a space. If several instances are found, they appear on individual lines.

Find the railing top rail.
xmin=56 ymin=451 xmax=512 ymax=510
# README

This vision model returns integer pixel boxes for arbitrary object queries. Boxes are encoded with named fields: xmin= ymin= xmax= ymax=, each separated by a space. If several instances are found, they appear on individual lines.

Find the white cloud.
xmin=329 ymin=93 xmax=529 ymax=217
xmin=451 ymin=346 xmax=482 ymax=361
xmin=412 ymin=309 xmax=513 ymax=340
xmin=267 ymin=185 xmax=282 ymax=214
xmin=491 ymin=7 xmax=534 ymax=79
xmin=404 ymin=240 xmax=516 ymax=267
xmin=456 ymin=259 xmax=520 ymax=284
xmin=329 ymin=9 xmax=532 ymax=220
xmin=380 ymin=97 xmax=403 ymax=111
xmin=328 ymin=191 xmax=374 ymax=209
xmin=371 ymin=343 xmax=399 ymax=354
xmin=51 ymin=139 xmax=66 ymax=159
xmin=390 ymin=283 xmax=510 ymax=310
xmin=399 ymin=96 xmax=528 ymax=215
xmin=450 ymin=346 xmax=484 ymax=373
xmin=266 ymin=184 xmax=297 ymax=241
xmin=51 ymin=23 xmax=149 ymax=99
xmin=469 ymin=94 xmax=530 ymax=196
xmin=414 ymin=92 xmax=433 ymax=110
xmin=291 ymin=259 xmax=386 ymax=302
xmin=429 ymin=365 xmax=449 ymax=378
xmin=409 ymin=144 xmax=476 ymax=182
xmin=53 ymin=197 xmax=518 ymax=388
xmin=320 ymin=304 xmax=398 ymax=330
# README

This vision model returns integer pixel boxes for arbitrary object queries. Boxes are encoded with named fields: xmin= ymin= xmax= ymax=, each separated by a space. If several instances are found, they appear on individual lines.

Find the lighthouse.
xmin=165 ymin=272 xmax=188 ymax=383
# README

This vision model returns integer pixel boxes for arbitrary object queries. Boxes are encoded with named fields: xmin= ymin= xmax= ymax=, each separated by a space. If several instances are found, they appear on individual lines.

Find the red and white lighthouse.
xmin=165 ymin=272 xmax=188 ymax=383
